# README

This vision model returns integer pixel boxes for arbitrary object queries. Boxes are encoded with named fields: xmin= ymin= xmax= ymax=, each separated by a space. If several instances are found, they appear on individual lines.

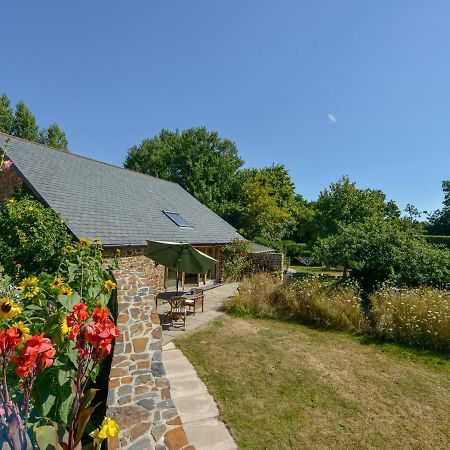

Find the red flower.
xmin=14 ymin=334 xmax=55 ymax=379
xmin=85 ymin=319 xmax=119 ymax=359
xmin=73 ymin=303 xmax=89 ymax=321
xmin=93 ymin=307 xmax=110 ymax=324
xmin=0 ymin=326 xmax=21 ymax=355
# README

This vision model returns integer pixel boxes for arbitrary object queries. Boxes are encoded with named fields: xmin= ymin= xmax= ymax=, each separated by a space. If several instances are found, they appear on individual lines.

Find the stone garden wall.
xmin=105 ymin=249 xmax=193 ymax=450
xmin=250 ymin=251 xmax=284 ymax=273
xmin=0 ymin=166 xmax=22 ymax=203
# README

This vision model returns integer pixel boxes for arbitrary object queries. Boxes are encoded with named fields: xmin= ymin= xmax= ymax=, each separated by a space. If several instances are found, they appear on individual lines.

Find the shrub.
xmin=425 ymin=235 xmax=450 ymax=249
xmin=0 ymin=193 xmax=74 ymax=276
xmin=221 ymin=240 xmax=254 ymax=281
xmin=371 ymin=287 xmax=450 ymax=352
xmin=226 ymin=274 xmax=369 ymax=333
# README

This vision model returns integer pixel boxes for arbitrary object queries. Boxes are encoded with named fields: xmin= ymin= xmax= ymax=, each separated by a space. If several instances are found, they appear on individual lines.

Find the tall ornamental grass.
xmin=371 ymin=287 xmax=450 ymax=352
xmin=225 ymin=274 xmax=369 ymax=333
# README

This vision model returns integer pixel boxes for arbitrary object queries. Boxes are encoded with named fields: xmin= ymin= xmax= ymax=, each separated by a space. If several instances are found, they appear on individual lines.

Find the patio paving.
xmin=160 ymin=283 xmax=239 ymax=450
xmin=158 ymin=282 xmax=239 ymax=346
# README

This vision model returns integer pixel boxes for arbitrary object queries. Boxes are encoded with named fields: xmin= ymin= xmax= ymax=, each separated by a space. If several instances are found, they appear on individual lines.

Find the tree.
xmin=312 ymin=176 xmax=400 ymax=240
xmin=124 ymin=127 xmax=244 ymax=216
xmin=231 ymin=165 xmax=298 ymax=242
xmin=0 ymin=94 xmax=14 ymax=134
xmin=12 ymin=100 xmax=39 ymax=141
xmin=314 ymin=219 xmax=450 ymax=293
xmin=428 ymin=180 xmax=450 ymax=235
xmin=39 ymin=123 xmax=69 ymax=150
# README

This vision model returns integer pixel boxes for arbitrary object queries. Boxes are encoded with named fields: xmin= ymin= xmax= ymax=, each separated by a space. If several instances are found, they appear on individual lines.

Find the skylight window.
xmin=163 ymin=211 xmax=191 ymax=228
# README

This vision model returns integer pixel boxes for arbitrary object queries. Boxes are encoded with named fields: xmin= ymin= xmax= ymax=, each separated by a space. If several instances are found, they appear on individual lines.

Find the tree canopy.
xmin=124 ymin=127 xmax=244 ymax=216
xmin=312 ymin=176 xmax=400 ymax=240
xmin=428 ymin=180 xmax=450 ymax=235
xmin=0 ymin=94 xmax=69 ymax=150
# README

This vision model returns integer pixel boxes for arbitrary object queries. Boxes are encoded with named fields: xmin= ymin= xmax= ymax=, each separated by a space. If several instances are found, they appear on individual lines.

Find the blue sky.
xmin=1 ymin=1 xmax=449 ymax=213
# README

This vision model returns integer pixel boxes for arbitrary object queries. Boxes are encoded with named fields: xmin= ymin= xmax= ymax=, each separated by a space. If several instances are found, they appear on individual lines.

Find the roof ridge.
xmin=0 ymin=131 xmax=179 ymax=186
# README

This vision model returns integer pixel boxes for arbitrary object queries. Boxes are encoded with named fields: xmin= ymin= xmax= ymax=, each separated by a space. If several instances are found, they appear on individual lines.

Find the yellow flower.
xmin=51 ymin=276 xmax=63 ymax=289
xmin=59 ymin=285 xmax=74 ymax=296
xmin=104 ymin=280 xmax=117 ymax=293
xmin=93 ymin=238 xmax=102 ymax=245
xmin=91 ymin=417 xmax=119 ymax=444
xmin=18 ymin=277 xmax=40 ymax=298
xmin=60 ymin=317 xmax=71 ymax=336
xmin=66 ymin=245 xmax=75 ymax=253
xmin=79 ymin=238 xmax=91 ymax=247
xmin=11 ymin=321 xmax=30 ymax=343
xmin=0 ymin=297 xmax=22 ymax=320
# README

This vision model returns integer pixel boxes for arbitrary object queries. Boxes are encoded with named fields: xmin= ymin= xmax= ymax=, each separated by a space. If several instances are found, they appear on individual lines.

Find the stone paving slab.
xmin=161 ymin=285 xmax=239 ymax=450
xmin=183 ymin=419 xmax=238 ymax=450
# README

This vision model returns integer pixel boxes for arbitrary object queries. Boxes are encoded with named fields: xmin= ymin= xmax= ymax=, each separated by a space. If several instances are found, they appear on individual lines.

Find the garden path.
xmin=161 ymin=284 xmax=239 ymax=450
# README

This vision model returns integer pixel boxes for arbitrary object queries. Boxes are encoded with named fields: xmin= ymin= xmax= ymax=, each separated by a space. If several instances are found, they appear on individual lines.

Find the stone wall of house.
xmin=105 ymin=249 xmax=193 ymax=450
xmin=250 ymin=251 xmax=284 ymax=273
xmin=0 ymin=167 xmax=22 ymax=203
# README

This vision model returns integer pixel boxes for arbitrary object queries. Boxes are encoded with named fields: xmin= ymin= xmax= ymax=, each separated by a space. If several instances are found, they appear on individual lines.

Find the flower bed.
xmin=0 ymin=238 xmax=121 ymax=449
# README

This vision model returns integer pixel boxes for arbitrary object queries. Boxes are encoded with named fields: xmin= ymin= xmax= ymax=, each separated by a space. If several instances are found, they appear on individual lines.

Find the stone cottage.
xmin=0 ymin=133 xmax=282 ymax=448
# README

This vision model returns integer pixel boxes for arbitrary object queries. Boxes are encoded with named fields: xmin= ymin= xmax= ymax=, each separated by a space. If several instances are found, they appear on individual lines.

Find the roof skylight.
xmin=163 ymin=211 xmax=191 ymax=228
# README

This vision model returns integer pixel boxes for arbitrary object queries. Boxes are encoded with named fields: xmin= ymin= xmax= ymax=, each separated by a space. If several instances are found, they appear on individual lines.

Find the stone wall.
xmin=106 ymin=250 xmax=193 ymax=450
xmin=0 ymin=166 xmax=22 ymax=203
xmin=250 ymin=251 xmax=284 ymax=273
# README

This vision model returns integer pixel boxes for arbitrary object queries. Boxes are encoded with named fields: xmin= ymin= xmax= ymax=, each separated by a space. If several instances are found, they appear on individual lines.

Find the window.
xmin=163 ymin=211 xmax=191 ymax=228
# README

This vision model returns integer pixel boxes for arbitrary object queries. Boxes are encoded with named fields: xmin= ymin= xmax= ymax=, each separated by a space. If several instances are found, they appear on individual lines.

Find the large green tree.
xmin=0 ymin=94 xmax=69 ymax=150
xmin=124 ymin=127 xmax=244 ymax=216
xmin=12 ymin=100 xmax=39 ymax=141
xmin=312 ymin=176 xmax=400 ymax=240
xmin=0 ymin=94 xmax=14 ymax=134
xmin=39 ymin=123 xmax=69 ymax=150
xmin=315 ymin=219 xmax=450 ymax=293
xmin=231 ymin=164 xmax=298 ymax=242
xmin=428 ymin=180 xmax=450 ymax=235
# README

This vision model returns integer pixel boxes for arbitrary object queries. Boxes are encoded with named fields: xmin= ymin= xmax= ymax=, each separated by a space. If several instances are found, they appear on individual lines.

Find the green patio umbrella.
xmin=147 ymin=240 xmax=218 ymax=292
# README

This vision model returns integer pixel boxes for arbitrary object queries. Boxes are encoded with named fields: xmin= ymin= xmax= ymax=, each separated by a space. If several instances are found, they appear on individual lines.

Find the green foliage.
xmin=124 ymin=127 xmax=243 ymax=216
xmin=425 ymin=235 xmax=450 ymax=249
xmin=0 ymin=94 xmax=14 ymax=134
xmin=39 ymin=123 xmax=69 ymax=150
xmin=428 ymin=180 xmax=450 ymax=235
xmin=0 ymin=193 xmax=74 ymax=276
xmin=231 ymin=165 xmax=298 ymax=241
xmin=0 ymin=93 xmax=69 ymax=150
xmin=220 ymin=240 xmax=253 ymax=281
xmin=313 ymin=176 xmax=400 ymax=240
xmin=314 ymin=219 xmax=450 ymax=292
xmin=12 ymin=100 xmax=39 ymax=141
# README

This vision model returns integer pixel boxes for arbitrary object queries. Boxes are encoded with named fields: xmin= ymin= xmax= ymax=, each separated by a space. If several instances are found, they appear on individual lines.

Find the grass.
xmin=177 ymin=315 xmax=450 ymax=450
xmin=290 ymin=265 xmax=343 ymax=277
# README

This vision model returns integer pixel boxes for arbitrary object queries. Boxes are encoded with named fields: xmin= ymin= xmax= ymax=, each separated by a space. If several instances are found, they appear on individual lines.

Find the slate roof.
xmin=0 ymin=133 xmax=244 ymax=247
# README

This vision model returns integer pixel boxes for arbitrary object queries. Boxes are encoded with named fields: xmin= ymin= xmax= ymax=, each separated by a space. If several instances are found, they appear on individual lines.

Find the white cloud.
xmin=327 ymin=113 xmax=336 ymax=123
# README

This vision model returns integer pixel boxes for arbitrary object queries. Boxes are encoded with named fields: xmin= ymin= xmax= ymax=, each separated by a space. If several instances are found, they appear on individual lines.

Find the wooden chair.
xmin=185 ymin=288 xmax=204 ymax=314
xmin=164 ymin=296 xmax=187 ymax=328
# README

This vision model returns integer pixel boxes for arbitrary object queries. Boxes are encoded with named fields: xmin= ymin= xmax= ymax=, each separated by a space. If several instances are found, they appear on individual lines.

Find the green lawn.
xmin=177 ymin=315 xmax=450 ymax=450
xmin=290 ymin=265 xmax=343 ymax=277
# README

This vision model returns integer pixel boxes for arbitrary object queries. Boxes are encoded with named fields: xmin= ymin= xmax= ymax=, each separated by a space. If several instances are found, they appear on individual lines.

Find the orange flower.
xmin=14 ymin=334 xmax=55 ymax=379
xmin=73 ymin=303 xmax=89 ymax=321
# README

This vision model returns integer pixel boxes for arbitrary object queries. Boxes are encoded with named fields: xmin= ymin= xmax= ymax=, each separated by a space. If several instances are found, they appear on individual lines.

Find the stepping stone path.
xmin=163 ymin=342 xmax=237 ymax=450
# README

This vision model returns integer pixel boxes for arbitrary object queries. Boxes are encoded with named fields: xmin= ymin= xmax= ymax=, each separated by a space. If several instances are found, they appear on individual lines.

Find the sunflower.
xmin=79 ymin=238 xmax=91 ymax=247
xmin=50 ymin=276 xmax=63 ymax=289
xmin=59 ymin=285 xmax=74 ymax=296
xmin=18 ymin=277 xmax=41 ymax=299
xmin=11 ymin=322 xmax=30 ymax=343
xmin=60 ymin=317 xmax=71 ymax=336
xmin=104 ymin=280 xmax=117 ymax=293
xmin=0 ymin=297 xmax=22 ymax=320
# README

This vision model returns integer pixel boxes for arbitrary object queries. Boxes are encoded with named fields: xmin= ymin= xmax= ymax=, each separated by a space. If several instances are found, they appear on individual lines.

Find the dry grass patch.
xmin=177 ymin=316 xmax=450 ymax=450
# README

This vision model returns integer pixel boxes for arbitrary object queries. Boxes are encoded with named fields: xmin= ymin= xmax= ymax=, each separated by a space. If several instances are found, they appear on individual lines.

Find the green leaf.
xmin=80 ymin=388 xmax=97 ymax=410
xmin=57 ymin=291 xmax=80 ymax=310
xmin=74 ymin=405 xmax=97 ymax=447
xmin=35 ymin=424 xmax=64 ymax=450
xmin=42 ymin=393 xmax=57 ymax=416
